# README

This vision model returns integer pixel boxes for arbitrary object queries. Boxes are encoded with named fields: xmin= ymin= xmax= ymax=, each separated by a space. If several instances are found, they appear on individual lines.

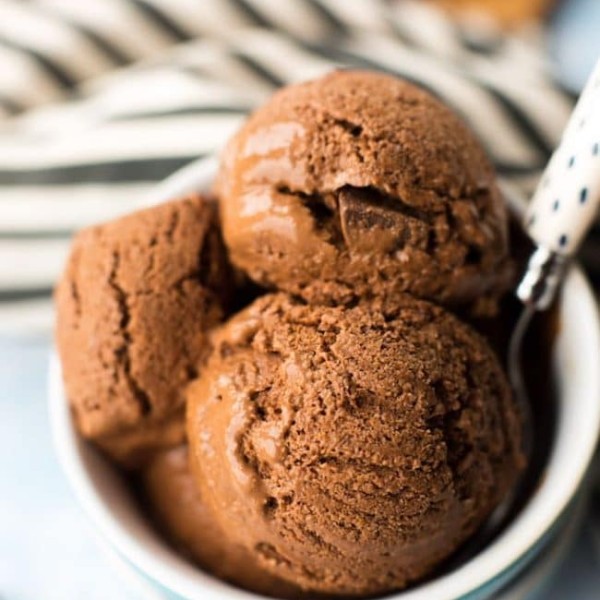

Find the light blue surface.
xmin=550 ymin=0 xmax=600 ymax=91
xmin=0 ymin=336 xmax=599 ymax=599
xmin=0 ymin=336 xmax=141 ymax=600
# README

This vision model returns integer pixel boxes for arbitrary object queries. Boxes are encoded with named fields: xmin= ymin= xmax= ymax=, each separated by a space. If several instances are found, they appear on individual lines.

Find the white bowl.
xmin=49 ymin=158 xmax=600 ymax=600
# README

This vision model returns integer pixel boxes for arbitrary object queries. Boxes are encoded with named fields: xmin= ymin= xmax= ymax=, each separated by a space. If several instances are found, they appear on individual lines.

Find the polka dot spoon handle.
xmin=502 ymin=60 xmax=600 ymax=542
xmin=518 ymin=58 xmax=600 ymax=309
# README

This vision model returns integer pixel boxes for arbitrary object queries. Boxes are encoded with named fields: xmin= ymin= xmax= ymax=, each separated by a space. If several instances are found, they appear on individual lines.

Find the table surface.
xmin=1 ymin=335 xmax=599 ymax=600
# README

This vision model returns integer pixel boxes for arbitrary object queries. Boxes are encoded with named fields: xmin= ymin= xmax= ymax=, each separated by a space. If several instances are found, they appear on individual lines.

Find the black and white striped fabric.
xmin=0 ymin=0 xmax=588 ymax=334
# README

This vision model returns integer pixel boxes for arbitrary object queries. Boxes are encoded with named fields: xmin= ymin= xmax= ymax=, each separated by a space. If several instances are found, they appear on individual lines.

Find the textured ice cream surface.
xmin=187 ymin=293 xmax=523 ymax=596
xmin=139 ymin=446 xmax=306 ymax=599
xmin=216 ymin=70 xmax=511 ymax=314
xmin=55 ymin=195 xmax=232 ymax=467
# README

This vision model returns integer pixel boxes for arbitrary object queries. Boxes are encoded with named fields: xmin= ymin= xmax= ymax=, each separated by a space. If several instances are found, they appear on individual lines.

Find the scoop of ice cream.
xmin=139 ymin=446 xmax=306 ymax=599
xmin=187 ymin=293 xmax=522 ymax=596
xmin=216 ymin=70 xmax=511 ymax=314
xmin=55 ymin=195 xmax=232 ymax=467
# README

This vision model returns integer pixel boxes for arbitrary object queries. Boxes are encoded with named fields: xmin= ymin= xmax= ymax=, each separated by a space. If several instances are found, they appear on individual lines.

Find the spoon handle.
xmin=524 ymin=58 xmax=600 ymax=256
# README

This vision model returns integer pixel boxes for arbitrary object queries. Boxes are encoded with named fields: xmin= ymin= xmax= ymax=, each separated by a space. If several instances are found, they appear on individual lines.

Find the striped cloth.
xmin=0 ymin=0 xmax=590 ymax=334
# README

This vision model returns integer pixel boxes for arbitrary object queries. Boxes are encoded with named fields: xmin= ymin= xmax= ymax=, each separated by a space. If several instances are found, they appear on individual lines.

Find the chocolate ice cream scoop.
xmin=216 ymin=70 xmax=511 ymax=314
xmin=55 ymin=195 xmax=232 ymax=468
xmin=187 ymin=293 xmax=523 ymax=596
xmin=139 ymin=446 xmax=305 ymax=599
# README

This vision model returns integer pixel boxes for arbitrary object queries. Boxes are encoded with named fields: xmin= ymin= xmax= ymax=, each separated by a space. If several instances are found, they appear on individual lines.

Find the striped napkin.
xmin=0 ymin=0 xmax=588 ymax=334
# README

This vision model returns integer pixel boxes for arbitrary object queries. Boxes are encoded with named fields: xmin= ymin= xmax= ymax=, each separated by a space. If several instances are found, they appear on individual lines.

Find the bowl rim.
xmin=49 ymin=157 xmax=600 ymax=600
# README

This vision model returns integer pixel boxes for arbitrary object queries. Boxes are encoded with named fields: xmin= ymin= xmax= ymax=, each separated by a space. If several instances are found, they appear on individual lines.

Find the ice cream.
xmin=186 ymin=293 xmax=523 ymax=596
xmin=54 ymin=69 xmax=528 ymax=598
xmin=55 ymin=195 xmax=232 ymax=467
xmin=139 ymin=445 xmax=306 ymax=599
xmin=216 ymin=70 xmax=511 ymax=314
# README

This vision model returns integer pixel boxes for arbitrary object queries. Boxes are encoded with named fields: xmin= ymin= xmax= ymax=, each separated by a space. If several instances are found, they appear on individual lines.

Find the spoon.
xmin=510 ymin=56 xmax=600 ymax=465
xmin=447 ymin=58 xmax=600 ymax=570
